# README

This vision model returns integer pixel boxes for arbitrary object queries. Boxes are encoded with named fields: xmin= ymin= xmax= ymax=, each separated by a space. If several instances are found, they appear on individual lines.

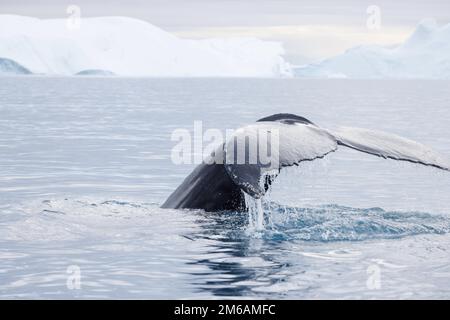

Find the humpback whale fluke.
xmin=162 ymin=114 xmax=449 ymax=212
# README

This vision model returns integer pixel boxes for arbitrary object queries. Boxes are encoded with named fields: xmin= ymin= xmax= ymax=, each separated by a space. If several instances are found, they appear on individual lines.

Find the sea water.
xmin=0 ymin=77 xmax=450 ymax=299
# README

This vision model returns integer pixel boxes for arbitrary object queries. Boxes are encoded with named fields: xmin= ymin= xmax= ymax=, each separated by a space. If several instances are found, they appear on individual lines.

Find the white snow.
xmin=0 ymin=15 xmax=291 ymax=77
xmin=295 ymin=19 xmax=450 ymax=79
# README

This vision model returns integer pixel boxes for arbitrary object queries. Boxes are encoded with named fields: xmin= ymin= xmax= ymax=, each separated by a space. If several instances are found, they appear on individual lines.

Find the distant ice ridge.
xmin=0 ymin=15 xmax=292 ymax=77
xmin=295 ymin=19 xmax=450 ymax=79
xmin=0 ymin=57 xmax=31 ymax=74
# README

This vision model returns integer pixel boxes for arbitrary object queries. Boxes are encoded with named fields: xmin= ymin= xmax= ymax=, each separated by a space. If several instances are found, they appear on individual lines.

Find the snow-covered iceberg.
xmin=295 ymin=19 xmax=450 ymax=79
xmin=0 ymin=15 xmax=291 ymax=77
xmin=0 ymin=57 xmax=32 ymax=74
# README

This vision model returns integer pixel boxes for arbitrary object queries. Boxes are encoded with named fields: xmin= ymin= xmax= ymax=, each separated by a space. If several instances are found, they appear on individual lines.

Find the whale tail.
xmin=224 ymin=114 xmax=450 ymax=199
xmin=163 ymin=113 xmax=450 ymax=211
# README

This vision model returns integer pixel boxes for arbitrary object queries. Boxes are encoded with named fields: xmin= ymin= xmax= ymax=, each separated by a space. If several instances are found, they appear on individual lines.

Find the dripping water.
xmin=243 ymin=192 xmax=265 ymax=231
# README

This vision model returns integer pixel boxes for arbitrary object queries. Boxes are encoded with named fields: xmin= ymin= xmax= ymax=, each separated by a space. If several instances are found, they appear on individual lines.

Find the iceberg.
xmin=0 ymin=15 xmax=291 ymax=77
xmin=294 ymin=19 xmax=450 ymax=79
xmin=0 ymin=57 xmax=31 ymax=74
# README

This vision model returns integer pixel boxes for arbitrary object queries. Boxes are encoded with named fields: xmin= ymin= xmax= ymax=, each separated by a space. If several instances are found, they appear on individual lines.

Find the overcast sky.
xmin=2 ymin=0 xmax=450 ymax=63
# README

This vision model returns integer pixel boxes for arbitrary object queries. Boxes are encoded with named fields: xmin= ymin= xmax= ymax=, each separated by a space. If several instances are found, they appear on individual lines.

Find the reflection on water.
xmin=183 ymin=202 xmax=450 ymax=298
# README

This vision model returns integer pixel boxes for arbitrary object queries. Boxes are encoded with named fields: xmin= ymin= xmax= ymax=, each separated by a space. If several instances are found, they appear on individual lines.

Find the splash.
xmin=6 ymin=198 xmax=450 ymax=243
xmin=243 ymin=193 xmax=265 ymax=231
xmin=263 ymin=202 xmax=450 ymax=241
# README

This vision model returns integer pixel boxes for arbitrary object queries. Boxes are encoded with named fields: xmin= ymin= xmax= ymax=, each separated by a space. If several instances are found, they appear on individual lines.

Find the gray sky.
xmin=2 ymin=0 xmax=450 ymax=63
